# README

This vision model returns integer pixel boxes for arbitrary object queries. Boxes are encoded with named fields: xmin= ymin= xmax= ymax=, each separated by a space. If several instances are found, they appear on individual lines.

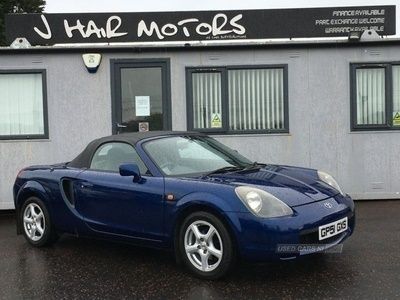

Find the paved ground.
xmin=0 ymin=200 xmax=399 ymax=299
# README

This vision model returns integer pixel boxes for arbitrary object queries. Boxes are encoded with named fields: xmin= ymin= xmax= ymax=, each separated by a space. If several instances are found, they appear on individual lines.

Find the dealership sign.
xmin=5 ymin=6 xmax=396 ymax=45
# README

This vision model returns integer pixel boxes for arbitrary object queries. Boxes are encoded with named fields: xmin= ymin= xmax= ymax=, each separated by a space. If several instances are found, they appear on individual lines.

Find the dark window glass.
xmin=393 ymin=66 xmax=400 ymax=127
xmin=228 ymin=69 xmax=285 ymax=131
xmin=351 ymin=63 xmax=400 ymax=130
xmin=144 ymin=136 xmax=252 ymax=176
xmin=90 ymin=142 xmax=148 ymax=173
xmin=355 ymin=68 xmax=386 ymax=125
xmin=187 ymin=66 xmax=288 ymax=134
xmin=121 ymin=67 xmax=163 ymax=132
xmin=0 ymin=71 xmax=47 ymax=139
xmin=191 ymin=72 xmax=222 ymax=130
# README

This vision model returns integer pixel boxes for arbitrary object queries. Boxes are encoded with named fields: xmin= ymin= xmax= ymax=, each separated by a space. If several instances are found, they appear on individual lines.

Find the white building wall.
xmin=0 ymin=44 xmax=399 ymax=209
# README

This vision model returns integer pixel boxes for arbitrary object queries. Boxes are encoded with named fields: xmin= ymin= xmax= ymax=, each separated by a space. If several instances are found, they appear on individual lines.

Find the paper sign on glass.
xmin=393 ymin=112 xmax=400 ymax=126
xmin=135 ymin=96 xmax=150 ymax=117
xmin=211 ymin=113 xmax=222 ymax=128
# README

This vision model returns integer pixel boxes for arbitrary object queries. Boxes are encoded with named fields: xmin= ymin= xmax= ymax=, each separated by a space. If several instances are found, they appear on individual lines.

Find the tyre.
xmin=178 ymin=211 xmax=235 ymax=279
xmin=20 ymin=197 xmax=59 ymax=247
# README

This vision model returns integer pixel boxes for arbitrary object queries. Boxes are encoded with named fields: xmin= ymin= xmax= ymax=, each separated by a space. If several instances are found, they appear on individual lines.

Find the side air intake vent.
xmin=61 ymin=178 xmax=76 ymax=207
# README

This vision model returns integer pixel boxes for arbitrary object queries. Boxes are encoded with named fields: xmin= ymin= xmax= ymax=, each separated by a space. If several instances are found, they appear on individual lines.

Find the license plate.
xmin=318 ymin=217 xmax=348 ymax=241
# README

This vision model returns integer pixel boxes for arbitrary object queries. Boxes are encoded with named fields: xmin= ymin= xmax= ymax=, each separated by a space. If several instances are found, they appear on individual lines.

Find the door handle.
xmin=80 ymin=182 xmax=93 ymax=189
xmin=116 ymin=123 xmax=127 ymax=128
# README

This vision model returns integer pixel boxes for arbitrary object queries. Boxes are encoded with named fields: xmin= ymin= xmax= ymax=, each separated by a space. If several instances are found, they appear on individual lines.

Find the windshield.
xmin=143 ymin=135 xmax=253 ymax=176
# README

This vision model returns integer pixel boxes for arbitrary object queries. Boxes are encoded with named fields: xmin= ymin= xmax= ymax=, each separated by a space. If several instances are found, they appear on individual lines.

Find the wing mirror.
xmin=119 ymin=163 xmax=141 ymax=182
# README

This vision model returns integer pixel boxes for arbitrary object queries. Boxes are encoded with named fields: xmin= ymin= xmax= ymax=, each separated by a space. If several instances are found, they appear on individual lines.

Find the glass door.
xmin=112 ymin=59 xmax=171 ymax=133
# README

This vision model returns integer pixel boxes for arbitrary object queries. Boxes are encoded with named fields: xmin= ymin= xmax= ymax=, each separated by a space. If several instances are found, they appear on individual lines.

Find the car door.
xmin=74 ymin=142 xmax=165 ymax=242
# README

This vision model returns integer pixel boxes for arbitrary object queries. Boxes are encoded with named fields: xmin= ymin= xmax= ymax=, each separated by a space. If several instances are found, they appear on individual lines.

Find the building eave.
xmin=0 ymin=37 xmax=400 ymax=53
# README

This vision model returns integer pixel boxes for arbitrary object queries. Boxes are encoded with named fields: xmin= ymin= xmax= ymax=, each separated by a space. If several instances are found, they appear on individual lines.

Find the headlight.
xmin=235 ymin=186 xmax=293 ymax=218
xmin=318 ymin=171 xmax=345 ymax=196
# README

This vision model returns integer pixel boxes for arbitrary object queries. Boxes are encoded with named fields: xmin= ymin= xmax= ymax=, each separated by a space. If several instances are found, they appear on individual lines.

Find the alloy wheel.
xmin=184 ymin=220 xmax=223 ymax=272
xmin=23 ymin=203 xmax=46 ymax=242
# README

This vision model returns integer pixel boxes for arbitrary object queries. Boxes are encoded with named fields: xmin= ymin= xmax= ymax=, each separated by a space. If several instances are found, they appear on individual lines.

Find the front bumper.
xmin=227 ymin=195 xmax=355 ymax=262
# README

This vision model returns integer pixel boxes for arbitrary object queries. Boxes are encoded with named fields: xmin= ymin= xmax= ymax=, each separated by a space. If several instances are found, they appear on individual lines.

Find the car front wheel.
xmin=178 ymin=211 xmax=235 ymax=279
xmin=20 ymin=197 xmax=58 ymax=247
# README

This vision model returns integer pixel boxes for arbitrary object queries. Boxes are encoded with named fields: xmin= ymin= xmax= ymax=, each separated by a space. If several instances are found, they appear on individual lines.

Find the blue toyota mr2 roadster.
xmin=14 ymin=131 xmax=355 ymax=279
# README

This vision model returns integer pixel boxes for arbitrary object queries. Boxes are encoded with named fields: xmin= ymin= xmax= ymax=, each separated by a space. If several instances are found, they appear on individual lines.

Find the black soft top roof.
xmin=68 ymin=131 xmax=203 ymax=168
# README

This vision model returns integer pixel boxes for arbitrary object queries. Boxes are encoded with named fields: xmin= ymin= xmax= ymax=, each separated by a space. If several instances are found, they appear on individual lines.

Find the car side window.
xmin=90 ymin=142 xmax=148 ymax=174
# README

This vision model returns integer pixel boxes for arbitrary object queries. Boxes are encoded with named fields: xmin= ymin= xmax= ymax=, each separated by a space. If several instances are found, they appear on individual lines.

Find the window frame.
xmin=350 ymin=62 xmax=400 ymax=131
xmin=186 ymin=64 xmax=289 ymax=135
xmin=0 ymin=69 xmax=49 ymax=140
xmin=110 ymin=58 xmax=172 ymax=134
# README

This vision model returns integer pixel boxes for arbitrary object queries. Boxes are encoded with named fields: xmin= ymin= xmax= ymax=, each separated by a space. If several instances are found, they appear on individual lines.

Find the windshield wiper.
xmin=203 ymin=162 xmax=267 ymax=177
xmin=202 ymin=166 xmax=245 ymax=177
xmin=247 ymin=161 xmax=266 ymax=169
xmin=238 ymin=162 xmax=267 ymax=172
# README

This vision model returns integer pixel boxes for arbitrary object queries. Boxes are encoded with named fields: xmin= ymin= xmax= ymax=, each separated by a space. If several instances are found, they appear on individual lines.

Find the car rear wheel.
xmin=178 ymin=211 xmax=235 ymax=279
xmin=21 ymin=197 xmax=58 ymax=247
